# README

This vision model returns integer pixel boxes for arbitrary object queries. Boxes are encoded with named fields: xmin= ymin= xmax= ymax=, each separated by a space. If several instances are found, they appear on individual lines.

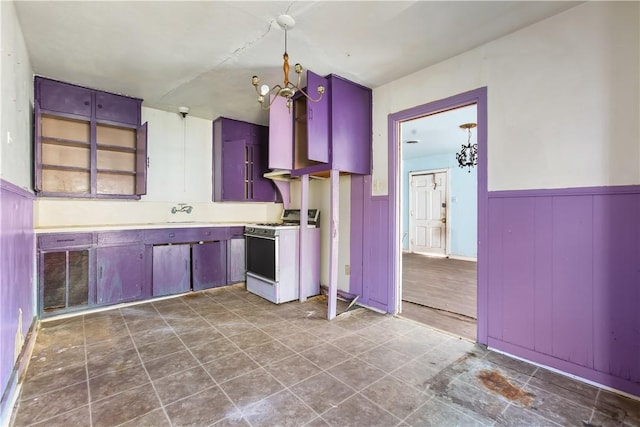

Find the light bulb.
xmin=260 ymin=85 xmax=270 ymax=96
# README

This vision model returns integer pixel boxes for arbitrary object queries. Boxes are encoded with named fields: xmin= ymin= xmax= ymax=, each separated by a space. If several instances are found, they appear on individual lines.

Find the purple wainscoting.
xmin=350 ymin=174 xmax=393 ymax=312
xmin=0 ymin=180 xmax=35 ymax=410
xmin=487 ymin=186 xmax=640 ymax=397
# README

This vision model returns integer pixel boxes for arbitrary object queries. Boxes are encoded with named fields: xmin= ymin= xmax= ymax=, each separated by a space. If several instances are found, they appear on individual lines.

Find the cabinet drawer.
xmin=38 ymin=233 xmax=94 ymax=249
xmin=95 ymin=92 xmax=141 ymax=125
xmin=97 ymin=230 xmax=143 ymax=246
xmin=36 ymin=77 xmax=93 ymax=118
xmin=144 ymin=227 xmax=233 ymax=244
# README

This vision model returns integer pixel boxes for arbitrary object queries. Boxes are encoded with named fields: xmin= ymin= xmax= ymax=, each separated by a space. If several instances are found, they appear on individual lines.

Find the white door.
xmin=410 ymin=172 xmax=447 ymax=256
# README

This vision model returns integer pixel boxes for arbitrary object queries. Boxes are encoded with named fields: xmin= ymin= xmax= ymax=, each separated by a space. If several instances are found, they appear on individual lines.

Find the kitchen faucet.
xmin=171 ymin=203 xmax=193 ymax=214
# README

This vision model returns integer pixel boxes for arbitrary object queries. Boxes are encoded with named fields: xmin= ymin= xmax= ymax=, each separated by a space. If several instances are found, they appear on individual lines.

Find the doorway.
xmin=409 ymin=170 xmax=448 ymax=256
xmin=395 ymin=94 xmax=486 ymax=342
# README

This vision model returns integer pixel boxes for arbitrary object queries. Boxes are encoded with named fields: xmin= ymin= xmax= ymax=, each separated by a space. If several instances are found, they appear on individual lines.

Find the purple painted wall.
xmin=0 ymin=179 xmax=35 ymax=403
xmin=350 ymin=175 xmax=393 ymax=312
xmin=487 ymin=186 xmax=640 ymax=397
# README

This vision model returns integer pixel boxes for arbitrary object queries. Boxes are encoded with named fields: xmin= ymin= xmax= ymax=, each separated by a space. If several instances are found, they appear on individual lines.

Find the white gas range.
xmin=244 ymin=209 xmax=320 ymax=304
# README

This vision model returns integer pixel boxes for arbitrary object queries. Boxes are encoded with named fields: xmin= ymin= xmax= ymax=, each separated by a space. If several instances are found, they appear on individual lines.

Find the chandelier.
xmin=456 ymin=123 xmax=477 ymax=172
xmin=251 ymin=15 xmax=325 ymax=111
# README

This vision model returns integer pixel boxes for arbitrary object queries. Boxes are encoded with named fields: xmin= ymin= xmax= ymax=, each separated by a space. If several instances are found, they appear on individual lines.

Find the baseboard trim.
xmin=0 ymin=317 xmax=39 ymax=426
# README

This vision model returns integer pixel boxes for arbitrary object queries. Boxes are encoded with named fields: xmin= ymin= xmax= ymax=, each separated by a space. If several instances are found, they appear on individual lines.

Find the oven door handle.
xmin=244 ymin=234 xmax=277 ymax=241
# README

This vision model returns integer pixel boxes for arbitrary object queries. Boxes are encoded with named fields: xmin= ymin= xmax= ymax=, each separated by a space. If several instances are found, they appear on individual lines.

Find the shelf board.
xmin=97 ymin=169 xmax=136 ymax=176
xmin=42 ymin=137 xmax=90 ymax=148
xmin=41 ymin=164 xmax=90 ymax=173
xmin=96 ymin=143 xmax=136 ymax=153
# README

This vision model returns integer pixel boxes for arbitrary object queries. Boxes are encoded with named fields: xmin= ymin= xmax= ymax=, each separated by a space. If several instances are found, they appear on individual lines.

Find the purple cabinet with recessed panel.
xmin=226 ymin=236 xmax=245 ymax=284
xmin=268 ymin=72 xmax=371 ymax=176
xmin=36 ymin=77 xmax=93 ymax=118
xmin=34 ymin=76 xmax=147 ymax=199
xmin=95 ymin=92 xmax=141 ymax=125
xmin=213 ymin=117 xmax=279 ymax=202
xmin=152 ymin=244 xmax=191 ymax=297
xmin=97 ymin=244 xmax=146 ymax=305
xmin=192 ymin=241 xmax=226 ymax=290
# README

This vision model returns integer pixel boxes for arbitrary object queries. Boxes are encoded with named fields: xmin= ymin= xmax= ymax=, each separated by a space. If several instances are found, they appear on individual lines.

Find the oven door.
xmin=244 ymin=234 xmax=278 ymax=283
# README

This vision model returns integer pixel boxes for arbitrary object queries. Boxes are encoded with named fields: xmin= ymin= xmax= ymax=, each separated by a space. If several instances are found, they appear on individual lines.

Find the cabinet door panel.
xmin=221 ymin=139 xmax=248 ymax=201
xmin=192 ymin=241 xmax=226 ymax=291
xmin=227 ymin=238 xmax=245 ymax=284
xmin=34 ymin=102 xmax=42 ymax=191
xmin=306 ymin=71 xmax=330 ymax=163
xmin=268 ymin=95 xmax=294 ymax=170
xmin=329 ymin=76 xmax=372 ymax=174
xmin=41 ymin=249 xmax=90 ymax=314
xmin=95 ymin=92 xmax=140 ymax=125
xmin=251 ymin=142 xmax=276 ymax=202
xmin=37 ymin=78 xmax=93 ymax=117
xmin=152 ymin=244 xmax=191 ymax=296
xmin=42 ymin=252 xmax=67 ymax=311
xmin=136 ymin=122 xmax=148 ymax=195
xmin=97 ymin=245 xmax=145 ymax=305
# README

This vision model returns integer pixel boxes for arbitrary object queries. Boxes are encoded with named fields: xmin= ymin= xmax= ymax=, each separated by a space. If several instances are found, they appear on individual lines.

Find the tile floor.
xmin=10 ymin=284 xmax=640 ymax=427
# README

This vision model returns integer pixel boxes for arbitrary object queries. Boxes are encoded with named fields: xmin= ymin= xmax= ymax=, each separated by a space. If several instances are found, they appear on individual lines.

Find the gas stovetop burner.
xmin=255 ymin=222 xmax=286 ymax=227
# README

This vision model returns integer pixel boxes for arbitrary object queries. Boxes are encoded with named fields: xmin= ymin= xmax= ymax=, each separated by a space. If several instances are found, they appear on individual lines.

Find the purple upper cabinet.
xmin=34 ymin=101 xmax=42 ymax=192
xmin=192 ymin=241 xmax=226 ymax=290
xmin=268 ymin=95 xmax=293 ymax=170
xmin=270 ymin=72 xmax=372 ymax=176
xmin=306 ymin=71 xmax=330 ymax=163
xmin=96 ymin=244 xmax=146 ymax=305
xmin=221 ymin=138 xmax=247 ymax=201
xmin=213 ymin=117 xmax=278 ymax=202
xmin=135 ymin=122 xmax=148 ymax=195
xmin=329 ymin=75 xmax=372 ymax=175
xmin=36 ymin=76 xmax=93 ymax=118
xmin=95 ymin=91 xmax=141 ymax=125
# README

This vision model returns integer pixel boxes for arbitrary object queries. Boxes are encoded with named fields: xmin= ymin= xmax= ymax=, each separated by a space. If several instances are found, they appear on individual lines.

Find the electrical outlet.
xmin=345 ymin=264 xmax=350 ymax=275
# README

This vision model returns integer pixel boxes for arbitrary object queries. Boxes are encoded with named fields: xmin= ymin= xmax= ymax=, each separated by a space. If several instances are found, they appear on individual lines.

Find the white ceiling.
xmin=14 ymin=1 xmax=581 ymax=127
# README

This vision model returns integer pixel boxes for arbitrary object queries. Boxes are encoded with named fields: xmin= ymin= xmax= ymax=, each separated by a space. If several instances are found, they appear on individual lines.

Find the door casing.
xmin=388 ymin=87 xmax=488 ymax=344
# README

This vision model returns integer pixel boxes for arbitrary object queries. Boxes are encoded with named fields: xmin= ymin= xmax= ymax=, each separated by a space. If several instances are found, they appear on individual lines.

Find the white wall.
xmin=35 ymin=107 xmax=282 ymax=227
xmin=290 ymin=176 xmax=351 ymax=292
xmin=372 ymin=2 xmax=640 ymax=193
xmin=1 ymin=0 xmax=33 ymax=189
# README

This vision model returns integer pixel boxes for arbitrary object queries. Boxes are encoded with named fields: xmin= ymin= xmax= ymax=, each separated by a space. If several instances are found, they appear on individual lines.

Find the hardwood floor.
xmin=401 ymin=253 xmax=477 ymax=340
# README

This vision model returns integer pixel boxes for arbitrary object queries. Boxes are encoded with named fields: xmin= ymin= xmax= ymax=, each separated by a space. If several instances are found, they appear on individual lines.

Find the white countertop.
xmin=34 ymin=222 xmax=250 ymax=234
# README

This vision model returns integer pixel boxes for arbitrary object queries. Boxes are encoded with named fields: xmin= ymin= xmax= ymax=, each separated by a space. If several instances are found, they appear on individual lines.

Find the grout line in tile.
xmin=121 ymin=310 xmax=172 ymax=426
xmin=153 ymin=301 xmax=250 ymax=426
xmin=82 ymin=315 xmax=94 ymax=427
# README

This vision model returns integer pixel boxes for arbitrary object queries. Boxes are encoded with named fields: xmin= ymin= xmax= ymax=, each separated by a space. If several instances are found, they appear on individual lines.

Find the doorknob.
xmin=441 ymin=217 xmax=446 ymax=224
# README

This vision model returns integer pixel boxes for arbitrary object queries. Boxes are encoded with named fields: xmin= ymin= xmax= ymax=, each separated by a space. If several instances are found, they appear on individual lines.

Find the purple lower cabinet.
xmin=192 ymin=241 xmax=226 ymax=291
xmin=152 ymin=244 xmax=191 ymax=297
xmin=97 ymin=244 xmax=146 ymax=305
xmin=0 ymin=180 xmax=35 ymax=419
xmin=226 ymin=237 xmax=245 ymax=284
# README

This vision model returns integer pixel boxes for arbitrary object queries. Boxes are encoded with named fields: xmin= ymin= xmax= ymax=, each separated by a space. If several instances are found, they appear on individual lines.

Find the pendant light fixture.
xmin=251 ymin=15 xmax=325 ymax=112
xmin=456 ymin=122 xmax=477 ymax=172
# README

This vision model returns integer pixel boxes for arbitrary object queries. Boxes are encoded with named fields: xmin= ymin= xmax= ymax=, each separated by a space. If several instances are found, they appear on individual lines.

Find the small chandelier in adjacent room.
xmin=456 ymin=122 xmax=477 ymax=172
xmin=251 ymin=14 xmax=325 ymax=111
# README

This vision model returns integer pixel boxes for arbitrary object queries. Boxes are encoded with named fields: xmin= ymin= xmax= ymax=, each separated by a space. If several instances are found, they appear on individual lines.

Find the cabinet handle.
xmin=97 ymin=104 xmax=103 ymax=109
xmin=169 ymin=232 xmax=175 ymax=238
xmin=56 ymin=238 xmax=75 ymax=242
xmin=309 ymin=108 xmax=313 ymax=120
xmin=84 ymin=101 xmax=90 ymax=106
xmin=185 ymin=260 xmax=189 ymax=271
xmin=99 ymin=266 xmax=103 ymax=279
